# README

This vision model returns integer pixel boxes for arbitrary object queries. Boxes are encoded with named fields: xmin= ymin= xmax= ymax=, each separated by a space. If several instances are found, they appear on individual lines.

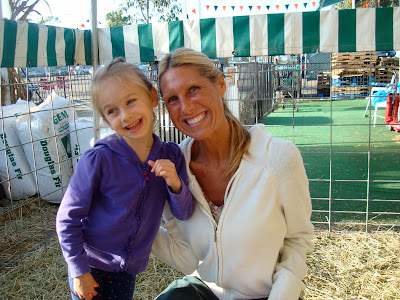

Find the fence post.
xmin=91 ymin=0 xmax=100 ymax=142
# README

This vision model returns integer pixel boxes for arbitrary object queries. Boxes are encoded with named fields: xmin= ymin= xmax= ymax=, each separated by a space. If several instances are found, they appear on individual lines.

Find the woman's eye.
xmin=167 ymin=96 xmax=178 ymax=104
xmin=189 ymin=86 xmax=198 ymax=93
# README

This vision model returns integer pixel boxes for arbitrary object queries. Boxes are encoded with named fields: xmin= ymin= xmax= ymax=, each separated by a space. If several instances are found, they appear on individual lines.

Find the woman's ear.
xmin=217 ymin=74 xmax=227 ymax=98
xmin=150 ymin=87 xmax=159 ymax=108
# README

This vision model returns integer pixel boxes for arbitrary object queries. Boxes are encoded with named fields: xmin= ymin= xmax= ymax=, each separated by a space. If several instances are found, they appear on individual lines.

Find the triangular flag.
xmin=295 ymin=3 xmax=298 ymax=9
xmin=231 ymin=6 xmax=235 ymax=10
xmin=222 ymin=6 xmax=226 ymax=10
xmin=214 ymin=6 xmax=218 ymax=11
xmin=304 ymin=3 xmax=308 ymax=8
xmin=249 ymin=6 xmax=253 ymax=11
xmin=192 ymin=9 xmax=196 ymax=14
xmin=206 ymin=5 xmax=210 ymax=10
xmin=285 ymin=4 xmax=289 ymax=9
xmin=276 ymin=5 xmax=279 ymax=9
xmin=257 ymin=6 xmax=261 ymax=11
xmin=312 ymin=2 xmax=316 ymax=6
xmin=240 ymin=6 xmax=243 ymax=10
xmin=80 ymin=23 xmax=85 ymax=28
xmin=266 ymin=5 xmax=270 ymax=10
xmin=186 ymin=14 xmax=189 ymax=19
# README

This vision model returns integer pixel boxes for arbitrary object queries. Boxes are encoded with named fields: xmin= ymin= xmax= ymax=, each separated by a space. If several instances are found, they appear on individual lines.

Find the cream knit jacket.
xmin=152 ymin=124 xmax=314 ymax=300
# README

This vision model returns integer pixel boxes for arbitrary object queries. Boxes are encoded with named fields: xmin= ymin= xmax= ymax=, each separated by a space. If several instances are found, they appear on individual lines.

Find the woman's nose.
xmin=181 ymin=98 xmax=195 ymax=114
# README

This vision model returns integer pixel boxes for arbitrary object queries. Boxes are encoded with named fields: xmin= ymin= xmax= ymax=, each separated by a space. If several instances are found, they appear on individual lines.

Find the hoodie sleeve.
xmin=268 ymin=141 xmax=314 ymax=300
xmin=56 ymin=148 xmax=102 ymax=278
xmin=166 ymin=142 xmax=195 ymax=221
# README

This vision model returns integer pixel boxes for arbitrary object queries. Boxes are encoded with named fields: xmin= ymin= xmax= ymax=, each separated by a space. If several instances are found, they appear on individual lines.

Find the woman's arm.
xmin=269 ymin=142 xmax=314 ymax=300
xmin=152 ymin=202 xmax=199 ymax=275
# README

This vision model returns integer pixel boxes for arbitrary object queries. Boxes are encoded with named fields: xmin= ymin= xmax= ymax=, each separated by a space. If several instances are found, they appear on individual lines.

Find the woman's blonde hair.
xmin=92 ymin=57 xmax=154 ymax=121
xmin=158 ymin=48 xmax=251 ymax=176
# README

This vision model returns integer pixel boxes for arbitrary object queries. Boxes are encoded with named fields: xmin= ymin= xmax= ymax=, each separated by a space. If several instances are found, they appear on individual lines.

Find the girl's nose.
xmin=120 ymin=108 xmax=131 ymax=122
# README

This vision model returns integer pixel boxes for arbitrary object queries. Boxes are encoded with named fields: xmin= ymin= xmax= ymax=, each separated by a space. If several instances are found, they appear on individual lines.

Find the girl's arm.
xmin=56 ymin=149 xmax=102 ymax=279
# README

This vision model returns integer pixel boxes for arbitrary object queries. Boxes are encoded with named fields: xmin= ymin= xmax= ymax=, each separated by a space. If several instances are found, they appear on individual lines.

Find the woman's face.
xmin=160 ymin=65 xmax=227 ymax=141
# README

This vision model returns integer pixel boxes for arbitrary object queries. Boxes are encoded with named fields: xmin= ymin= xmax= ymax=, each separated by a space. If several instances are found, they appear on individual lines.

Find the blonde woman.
xmin=152 ymin=48 xmax=314 ymax=300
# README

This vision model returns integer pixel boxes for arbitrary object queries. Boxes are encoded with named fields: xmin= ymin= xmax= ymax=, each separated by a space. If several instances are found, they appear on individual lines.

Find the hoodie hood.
xmin=93 ymin=133 xmax=163 ymax=164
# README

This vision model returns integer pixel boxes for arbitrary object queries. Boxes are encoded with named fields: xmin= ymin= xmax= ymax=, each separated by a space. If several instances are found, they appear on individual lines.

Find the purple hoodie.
xmin=56 ymin=134 xmax=194 ymax=278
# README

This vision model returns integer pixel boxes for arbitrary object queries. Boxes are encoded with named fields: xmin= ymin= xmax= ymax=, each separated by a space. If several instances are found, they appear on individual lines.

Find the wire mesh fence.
xmin=0 ymin=52 xmax=399 ymax=272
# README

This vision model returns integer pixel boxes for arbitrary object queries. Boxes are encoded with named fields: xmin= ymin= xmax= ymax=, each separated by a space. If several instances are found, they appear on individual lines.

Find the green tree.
xmin=336 ymin=0 xmax=399 ymax=9
xmin=106 ymin=0 xmax=181 ymax=26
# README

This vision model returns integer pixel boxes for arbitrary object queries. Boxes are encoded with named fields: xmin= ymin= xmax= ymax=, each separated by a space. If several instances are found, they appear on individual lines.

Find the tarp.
xmin=1 ymin=7 xmax=399 ymax=68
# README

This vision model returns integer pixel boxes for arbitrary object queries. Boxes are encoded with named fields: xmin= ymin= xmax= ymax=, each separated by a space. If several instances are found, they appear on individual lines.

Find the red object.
xmin=385 ymin=93 xmax=400 ymax=132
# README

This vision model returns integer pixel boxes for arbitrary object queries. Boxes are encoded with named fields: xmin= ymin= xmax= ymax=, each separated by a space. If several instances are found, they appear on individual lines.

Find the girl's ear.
xmin=150 ymin=87 xmax=159 ymax=108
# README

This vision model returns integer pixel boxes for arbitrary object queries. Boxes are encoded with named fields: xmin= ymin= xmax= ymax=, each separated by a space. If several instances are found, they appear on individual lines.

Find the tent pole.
xmin=91 ymin=0 xmax=100 ymax=142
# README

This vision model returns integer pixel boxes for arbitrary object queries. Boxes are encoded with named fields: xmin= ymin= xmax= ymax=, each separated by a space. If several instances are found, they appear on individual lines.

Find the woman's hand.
xmin=148 ymin=159 xmax=182 ymax=193
xmin=73 ymin=272 xmax=99 ymax=300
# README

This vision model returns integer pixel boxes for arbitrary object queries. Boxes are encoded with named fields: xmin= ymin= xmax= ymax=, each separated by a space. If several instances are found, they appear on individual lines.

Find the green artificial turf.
xmin=261 ymin=99 xmax=400 ymax=228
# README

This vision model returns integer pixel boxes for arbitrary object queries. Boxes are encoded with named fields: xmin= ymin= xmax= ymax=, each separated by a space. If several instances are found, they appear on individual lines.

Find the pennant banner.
xmin=1 ymin=8 xmax=399 ymax=67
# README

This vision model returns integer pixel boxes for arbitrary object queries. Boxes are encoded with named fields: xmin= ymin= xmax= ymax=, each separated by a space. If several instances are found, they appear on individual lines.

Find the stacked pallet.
xmin=375 ymin=57 xmax=399 ymax=84
xmin=331 ymin=52 xmax=378 ymax=99
xmin=317 ymin=72 xmax=331 ymax=97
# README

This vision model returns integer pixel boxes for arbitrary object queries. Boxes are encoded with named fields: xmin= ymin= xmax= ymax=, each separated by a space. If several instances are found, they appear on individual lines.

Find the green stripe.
xmin=303 ymin=11 xmax=320 ymax=54
xmin=110 ymin=26 xmax=125 ymax=59
xmin=233 ymin=16 xmax=250 ymax=57
xmin=268 ymin=14 xmax=285 ymax=55
xmin=338 ymin=9 xmax=356 ymax=53
xmin=64 ymin=28 xmax=75 ymax=66
xmin=84 ymin=29 xmax=92 ymax=65
xmin=200 ymin=18 xmax=217 ymax=59
xmin=138 ymin=23 xmax=154 ymax=62
xmin=47 ymin=25 xmax=57 ymax=66
xmin=2 ymin=20 xmax=17 ymax=68
xmin=168 ymin=20 xmax=184 ymax=53
xmin=27 ymin=23 xmax=39 ymax=67
xmin=376 ymin=7 xmax=393 ymax=51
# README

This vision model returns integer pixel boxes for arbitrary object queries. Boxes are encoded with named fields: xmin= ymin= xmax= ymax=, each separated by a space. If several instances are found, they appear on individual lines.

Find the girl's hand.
xmin=73 ymin=272 xmax=99 ymax=300
xmin=148 ymin=159 xmax=182 ymax=193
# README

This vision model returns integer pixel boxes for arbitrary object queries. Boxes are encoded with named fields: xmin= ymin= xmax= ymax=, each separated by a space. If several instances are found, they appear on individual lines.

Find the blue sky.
xmin=1 ymin=0 xmax=331 ymax=29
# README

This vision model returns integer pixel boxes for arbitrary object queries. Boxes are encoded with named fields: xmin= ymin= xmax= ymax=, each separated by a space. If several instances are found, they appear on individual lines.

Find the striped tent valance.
xmin=1 ymin=7 xmax=399 ymax=68
xmin=99 ymin=7 xmax=400 ymax=64
xmin=0 ymin=19 xmax=91 ymax=68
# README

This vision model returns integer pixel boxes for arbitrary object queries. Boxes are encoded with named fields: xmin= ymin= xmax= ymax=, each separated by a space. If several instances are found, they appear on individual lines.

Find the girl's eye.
xmin=127 ymin=99 xmax=136 ymax=105
xmin=107 ymin=108 xmax=117 ymax=115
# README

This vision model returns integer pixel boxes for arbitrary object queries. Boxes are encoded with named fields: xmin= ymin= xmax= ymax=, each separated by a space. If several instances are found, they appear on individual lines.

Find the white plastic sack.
xmin=16 ymin=92 xmax=74 ymax=203
xmin=0 ymin=100 xmax=37 ymax=200
xmin=69 ymin=118 xmax=114 ymax=172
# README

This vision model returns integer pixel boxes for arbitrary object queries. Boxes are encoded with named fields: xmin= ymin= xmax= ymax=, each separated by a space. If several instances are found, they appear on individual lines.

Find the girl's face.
xmin=160 ymin=65 xmax=227 ymax=141
xmin=99 ymin=78 xmax=158 ymax=148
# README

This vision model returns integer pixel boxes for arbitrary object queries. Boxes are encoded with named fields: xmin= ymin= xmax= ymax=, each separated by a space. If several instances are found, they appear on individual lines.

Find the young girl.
xmin=56 ymin=58 xmax=194 ymax=300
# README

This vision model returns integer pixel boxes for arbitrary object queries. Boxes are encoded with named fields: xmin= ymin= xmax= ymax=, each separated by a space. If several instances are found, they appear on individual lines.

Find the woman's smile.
xmin=185 ymin=111 xmax=206 ymax=126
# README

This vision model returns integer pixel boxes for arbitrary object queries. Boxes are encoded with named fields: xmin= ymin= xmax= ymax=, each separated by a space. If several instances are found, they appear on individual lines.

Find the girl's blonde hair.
xmin=92 ymin=57 xmax=154 ymax=121
xmin=158 ymin=48 xmax=251 ymax=176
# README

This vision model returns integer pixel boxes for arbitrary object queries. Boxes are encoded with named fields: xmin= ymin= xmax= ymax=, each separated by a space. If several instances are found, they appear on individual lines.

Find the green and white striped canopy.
xmin=1 ymin=7 xmax=399 ymax=68
xmin=0 ymin=20 xmax=91 ymax=68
